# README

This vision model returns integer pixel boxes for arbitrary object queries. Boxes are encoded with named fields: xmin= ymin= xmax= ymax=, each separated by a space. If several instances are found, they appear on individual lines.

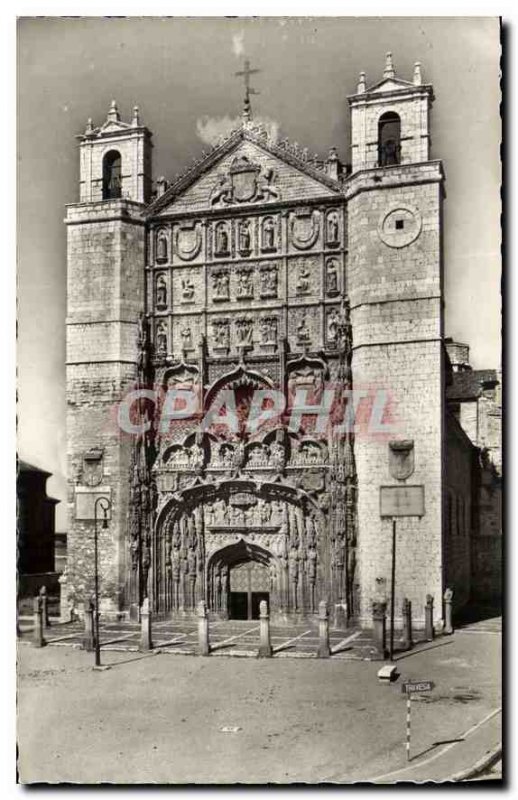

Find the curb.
xmin=448 ymin=744 xmax=502 ymax=782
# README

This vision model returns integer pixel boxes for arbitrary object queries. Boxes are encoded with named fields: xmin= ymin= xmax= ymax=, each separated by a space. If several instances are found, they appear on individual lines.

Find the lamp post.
xmin=94 ymin=495 xmax=111 ymax=667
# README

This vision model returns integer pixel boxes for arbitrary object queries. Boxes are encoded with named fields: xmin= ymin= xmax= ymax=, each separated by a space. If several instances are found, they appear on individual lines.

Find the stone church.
xmin=65 ymin=53 xmax=485 ymax=630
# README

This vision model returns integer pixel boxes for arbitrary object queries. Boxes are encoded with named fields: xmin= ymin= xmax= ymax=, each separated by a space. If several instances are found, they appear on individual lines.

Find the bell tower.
xmin=346 ymin=55 xmax=445 ymax=629
xmin=349 ymin=52 xmax=433 ymax=173
xmin=64 ymin=102 xmax=152 ymax=618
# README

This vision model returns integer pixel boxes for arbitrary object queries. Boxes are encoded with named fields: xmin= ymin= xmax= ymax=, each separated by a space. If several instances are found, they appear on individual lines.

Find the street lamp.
xmin=94 ymin=495 xmax=111 ymax=667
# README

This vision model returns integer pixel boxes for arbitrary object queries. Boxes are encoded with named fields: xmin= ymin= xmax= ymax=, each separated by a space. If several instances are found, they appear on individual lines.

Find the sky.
xmin=17 ymin=16 xmax=501 ymax=530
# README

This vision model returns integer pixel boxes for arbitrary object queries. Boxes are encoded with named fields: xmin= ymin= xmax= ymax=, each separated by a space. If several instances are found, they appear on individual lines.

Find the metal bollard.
xmin=197 ymin=600 xmax=210 ymax=656
xmin=140 ymin=597 xmax=153 ymax=651
xmin=83 ymin=599 xmax=95 ymax=651
xmin=425 ymin=594 xmax=434 ymax=641
xmin=258 ymin=599 xmax=272 ymax=657
xmin=401 ymin=597 xmax=413 ymax=650
xmin=317 ymin=600 xmax=331 ymax=658
xmin=443 ymin=587 xmax=454 ymax=635
xmin=372 ymin=601 xmax=387 ymax=659
xmin=32 ymin=595 xmax=46 ymax=648
xmin=39 ymin=586 xmax=50 ymax=628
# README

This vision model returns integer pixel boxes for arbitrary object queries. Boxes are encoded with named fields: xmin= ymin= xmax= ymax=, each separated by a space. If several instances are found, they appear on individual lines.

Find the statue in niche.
xmin=215 ymin=222 xmax=229 ymax=255
xmin=213 ymin=271 xmax=230 ymax=300
xmin=327 ymin=309 xmax=339 ymax=344
xmin=326 ymin=212 xmax=339 ymax=244
xmin=181 ymin=274 xmax=195 ymax=302
xmin=236 ymin=318 xmax=253 ymax=345
xmin=289 ymin=547 xmax=299 ymax=580
xmin=297 ymin=315 xmax=311 ymax=342
xmin=296 ymin=262 xmax=311 ymax=294
xmin=260 ymin=500 xmax=272 ymax=524
xmin=260 ymin=266 xmax=278 ymax=298
xmin=189 ymin=437 xmax=204 ymax=471
xmin=237 ymin=270 xmax=253 ymax=298
xmin=156 ymin=230 xmax=168 ymax=263
xmin=262 ymin=217 xmax=276 ymax=251
xmin=260 ymin=317 xmax=277 ymax=344
xmin=326 ymin=259 xmax=339 ymax=295
xmin=156 ymin=275 xmax=167 ymax=310
xmin=307 ymin=546 xmax=317 ymax=583
xmin=156 ymin=321 xmax=168 ymax=354
xmin=181 ymin=326 xmax=193 ymax=350
xmin=270 ymin=429 xmax=286 ymax=471
xmin=219 ymin=444 xmax=233 ymax=467
xmin=238 ymin=220 xmax=251 ymax=253
xmin=232 ymin=440 xmax=246 ymax=473
xmin=213 ymin=320 xmax=230 ymax=348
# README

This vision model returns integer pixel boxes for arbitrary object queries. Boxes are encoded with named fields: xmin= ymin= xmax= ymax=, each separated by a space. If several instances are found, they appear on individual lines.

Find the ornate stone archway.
xmin=151 ymin=478 xmax=327 ymax=620
xmin=207 ymin=539 xmax=274 ymax=619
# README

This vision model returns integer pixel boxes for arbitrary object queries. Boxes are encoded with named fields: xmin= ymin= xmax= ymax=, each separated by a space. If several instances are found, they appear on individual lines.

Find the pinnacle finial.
xmin=107 ymin=99 xmax=120 ymax=122
xmin=383 ymin=52 xmax=395 ymax=79
xmin=357 ymin=71 xmax=366 ymax=94
xmin=132 ymin=105 xmax=140 ymax=126
xmin=85 ymin=117 xmax=94 ymax=134
xmin=413 ymin=62 xmax=422 ymax=86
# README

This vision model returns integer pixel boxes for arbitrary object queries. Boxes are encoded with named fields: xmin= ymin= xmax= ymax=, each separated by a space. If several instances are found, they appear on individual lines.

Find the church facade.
xmin=65 ymin=54 xmax=448 ymax=629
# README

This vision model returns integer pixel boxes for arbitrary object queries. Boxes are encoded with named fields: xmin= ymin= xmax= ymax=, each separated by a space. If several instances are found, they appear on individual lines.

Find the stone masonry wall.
xmin=65 ymin=200 xmax=146 ymax=617
xmin=346 ymin=163 xmax=444 ymax=628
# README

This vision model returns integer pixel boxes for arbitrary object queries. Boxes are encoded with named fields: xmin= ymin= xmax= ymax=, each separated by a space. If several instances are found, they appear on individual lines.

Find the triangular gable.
xmin=146 ymin=128 xmax=341 ymax=218
xmin=366 ymin=77 xmax=417 ymax=94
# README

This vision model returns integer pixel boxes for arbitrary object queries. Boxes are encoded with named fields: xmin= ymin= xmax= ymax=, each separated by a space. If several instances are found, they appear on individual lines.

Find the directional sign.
xmin=401 ymin=680 xmax=435 ymax=694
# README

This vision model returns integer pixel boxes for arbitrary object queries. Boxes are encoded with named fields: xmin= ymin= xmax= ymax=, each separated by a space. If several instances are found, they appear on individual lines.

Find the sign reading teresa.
xmin=401 ymin=680 xmax=435 ymax=694
xmin=380 ymin=485 xmax=425 ymax=517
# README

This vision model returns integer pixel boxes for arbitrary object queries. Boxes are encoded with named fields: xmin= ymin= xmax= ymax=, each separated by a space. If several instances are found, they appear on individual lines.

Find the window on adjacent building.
xmin=102 ymin=150 xmax=122 ymax=199
xmin=378 ymin=112 xmax=401 ymax=167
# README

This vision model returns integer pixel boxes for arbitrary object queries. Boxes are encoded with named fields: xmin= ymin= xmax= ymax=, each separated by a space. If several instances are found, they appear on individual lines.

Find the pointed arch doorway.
xmin=207 ymin=539 xmax=273 ymax=620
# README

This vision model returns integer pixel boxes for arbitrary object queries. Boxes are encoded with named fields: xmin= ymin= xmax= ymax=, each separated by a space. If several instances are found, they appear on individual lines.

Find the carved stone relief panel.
xmin=172 ymin=314 xmax=201 ymax=356
xmin=211 ymin=317 xmax=231 ymax=354
xmin=288 ymin=256 xmax=320 ymax=300
xmin=258 ymin=315 xmax=279 ymax=353
xmin=172 ymin=268 xmax=202 ymax=308
xmin=289 ymin=306 xmax=321 ymax=351
xmin=211 ymin=268 xmax=231 ymax=303
xmin=235 ymin=267 xmax=254 ymax=300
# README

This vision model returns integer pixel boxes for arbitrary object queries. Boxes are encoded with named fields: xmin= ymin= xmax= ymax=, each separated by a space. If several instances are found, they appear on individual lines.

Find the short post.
xmin=197 ymin=600 xmax=210 ymax=656
xmin=39 ymin=586 xmax=50 ymax=628
xmin=140 ymin=597 xmax=153 ymax=651
xmin=258 ymin=599 xmax=272 ymax=657
xmin=425 ymin=594 xmax=434 ymax=641
xmin=401 ymin=597 xmax=413 ymax=650
xmin=443 ymin=587 xmax=454 ymax=635
xmin=317 ymin=600 xmax=330 ymax=658
xmin=32 ymin=595 xmax=46 ymax=648
xmin=372 ymin=600 xmax=387 ymax=659
xmin=83 ymin=598 xmax=95 ymax=651
xmin=406 ymin=695 xmax=412 ymax=761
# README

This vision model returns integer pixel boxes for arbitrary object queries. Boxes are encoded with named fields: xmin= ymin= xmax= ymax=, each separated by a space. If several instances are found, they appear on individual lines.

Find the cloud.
xmin=196 ymin=115 xmax=280 ymax=147
xmin=232 ymin=30 xmax=244 ymax=58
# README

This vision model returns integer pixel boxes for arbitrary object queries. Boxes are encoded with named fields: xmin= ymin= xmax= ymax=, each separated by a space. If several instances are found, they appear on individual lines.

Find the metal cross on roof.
xmin=235 ymin=59 xmax=261 ymax=121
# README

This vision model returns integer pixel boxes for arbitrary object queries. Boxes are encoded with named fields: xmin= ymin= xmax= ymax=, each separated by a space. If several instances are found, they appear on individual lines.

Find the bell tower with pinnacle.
xmin=64 ymin=101 xmax=152 ymax=617
xmin=346 ymin=54 xmax=445 ymax=627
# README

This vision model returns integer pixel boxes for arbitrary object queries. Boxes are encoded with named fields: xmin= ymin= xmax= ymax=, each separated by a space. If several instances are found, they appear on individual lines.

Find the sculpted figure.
xmin=156 ymin=275 xmax=167 ymax=310
xmin=262 ymin=217 xmax=276 ymax=250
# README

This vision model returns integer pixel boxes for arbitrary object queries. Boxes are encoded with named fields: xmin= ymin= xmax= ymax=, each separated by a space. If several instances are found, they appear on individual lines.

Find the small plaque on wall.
xmin=380 ymin=485 xmax=425 ymax=518
xmin=75 ymin=487 xmax=112 ymax=521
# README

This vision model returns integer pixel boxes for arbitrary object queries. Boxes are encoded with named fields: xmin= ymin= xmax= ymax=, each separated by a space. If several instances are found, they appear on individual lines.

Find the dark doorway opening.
xmin=229 ymin=592 xmax=248 ymax=620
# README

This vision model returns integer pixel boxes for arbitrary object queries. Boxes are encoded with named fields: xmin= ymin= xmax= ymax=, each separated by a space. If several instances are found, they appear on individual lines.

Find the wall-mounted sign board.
xmin=380 ymin=485 xmax=425 ymax=518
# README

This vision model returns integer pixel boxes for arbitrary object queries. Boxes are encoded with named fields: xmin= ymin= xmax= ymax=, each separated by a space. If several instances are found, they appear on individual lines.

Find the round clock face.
xmin=378 ymin=205 xmax=422 ymax=248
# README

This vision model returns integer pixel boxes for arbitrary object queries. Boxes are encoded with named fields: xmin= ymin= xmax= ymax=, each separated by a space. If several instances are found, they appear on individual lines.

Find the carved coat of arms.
xmin=388 ymin=440 xmax=415 ymax=481
xmin=210 ymin=156 xmax=279 ymax=206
